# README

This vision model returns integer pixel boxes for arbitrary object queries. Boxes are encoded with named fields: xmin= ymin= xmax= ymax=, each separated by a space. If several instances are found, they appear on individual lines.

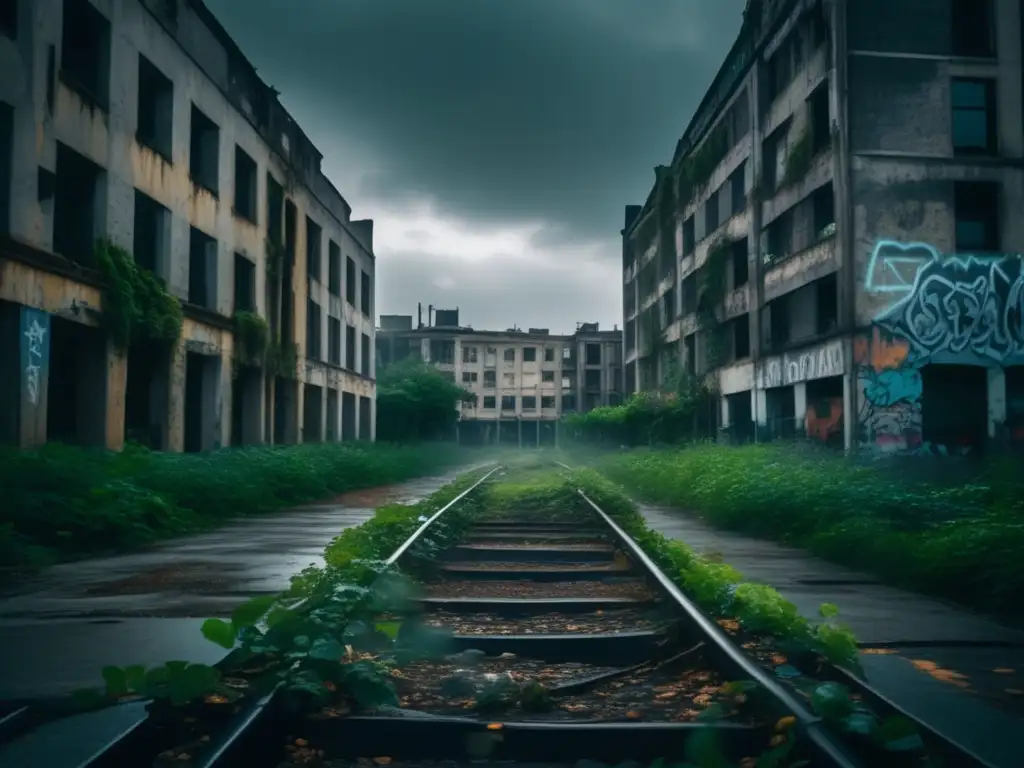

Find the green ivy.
xmin=676 ymin=126 xmax=729 ymax=206
xmin=94 ymin=240 xmax=183 ymax=350
xmin=782 ymin=129 xmax=813 ymax=187
xmin=232 ymin=310 xmax=270 ymax=368
xmin=266 ymin=341 xmax=299 ymax=379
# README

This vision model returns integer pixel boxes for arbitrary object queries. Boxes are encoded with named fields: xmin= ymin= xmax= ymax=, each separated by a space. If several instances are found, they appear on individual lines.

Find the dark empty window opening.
xmin=0 ymin=102 xmax=13 ymax=235
xmin=542 ymin=370 xmax=555 ymax=382
xmin=361 ymin=332 xmax=371 ymax=376
xmin=504 ymin=348 xmax=516 ymax=362
xmin=328 ymin=317 xmax=341 ymax=365
xmin=812 ymin=182 xmax=835 ymax=238
xmin=1 ymin=0 xmax=17 ymax=39
xmin=522 ymin=396 xmax=536 ymax=410
xmin=816 ymin=273 xmax=839 ymax=335
xmin=682 ymin=216 xmax=695 ymax=255
xmin=188 ymin=227 xmax=217 ymax=309
xmin=764 ymin=211 xmax=792 ymax=264
xmin=704 ymin=192 xmax=719 ymax=236
xmin=189 ymin=105 xmax=220 ymax=195
xmin=484 ymin=370 xmax=496 ymax=388
xmin=133 ymin=189 xmax=169 ymax=277
xmin=306 ymin=298 xmax=322 ymax=360
xmin=542 ymin=395 xmax=556 ymax=409
xmin=54 ymin=142 xmax=103 ymax=266
xmin=61 ymin=0 xmax=110 ymax=108
xmin=266 ymin=173 xmax=283 ymax=246
xmin=921 ymin=364 xmax=988 ymax=452
xmin=585 ymin=343 xmax=601 ymax=366
xmin=544 ymin=346 xmax=555 ymax=362
xmin=955 ymin=181 xmax=1000 ymax=252
xmin=233 ymin=146 xmax=257 ymax=222
xmin=523 ymin=347 xmax=537 ymax=362
xmin=585 ymin=369 xmax=601 ymax=389
xmin=234 ymin=253 xmax=256 ymax=313
xmin=306 ymin=217 xmax=322 ymax=281
xmin=952 ymin=0 xmax=995 ymax=58
xmin=345 ymin=324 xmax=356 ymax=369
xmin=731 ymin=238 xmax=749 ymax=288
xmin=734 ymin=315 xmax=751 ymax=359
xmin=360 ymin=270 xmax=371 ymax=318
xmin=952 ymin=78 xmax=997 ymax=154
xmin=483 ymin=395 xmax=496 ymax=409
xmin=328 ymin=241 xmax=341 ymax=295
xmin=681 ymin=274 xmax=697 ymax=315
xmin=768 ymin=295 xmax=791 ymax=350
xmin=358 ymin=396 xmax=371 ymax=440
xmin=501 ymin=395 xmax=516 ymax=411
xmin=762 ymin=131 xmax=780 ymax=192
xmin=136 ymin=55 xmax=173 ymax=160
xmin=430 ymin=340 xmax=455 ymax=364
xmin=809 ymin=84 xmax=831 ymax=154
xmin=729 ymin=163 xmax=745 ymax=215
xmin=345 ymin=257 xmax=356 ymax=305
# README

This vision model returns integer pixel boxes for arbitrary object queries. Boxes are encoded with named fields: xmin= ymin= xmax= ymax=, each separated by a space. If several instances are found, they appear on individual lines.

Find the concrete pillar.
xmin=167 ymin=338 xmax=186 ymax=452
xmin=104 ymin=342 xmax=128 ymax=451
xmin=517 ymin=418 xmax=522 ymax=447
xmin=554 ymin=419 xmax=559 ymax=448
xmin=296 ymin=376 xmax=306 ymax=443
xmin=536 ymin=421 xmax=540 ymax=447
xmin=720 ymin=394 xmax=730 ymax=430
xmin=754 ymin=389 xmax=767 ymax=427
xmin=496 ymin=419 xmax=501 ymax=445
xmin=988 ymin=367 xmax=1007 ymax=440
xmin=793 ymin=381 xmax=807 ymax=433
xmin=843 ymin=367 xmax=855 ymax=452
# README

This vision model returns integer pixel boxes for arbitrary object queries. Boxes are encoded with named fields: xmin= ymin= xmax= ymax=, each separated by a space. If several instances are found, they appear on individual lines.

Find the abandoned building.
xmin=0 ymin=0 xmax=376 ymax=451
xmin=377 ymin=309 xmax=623 ymax=446
xmin=622 ymin=0 xmax=1024 ymax=454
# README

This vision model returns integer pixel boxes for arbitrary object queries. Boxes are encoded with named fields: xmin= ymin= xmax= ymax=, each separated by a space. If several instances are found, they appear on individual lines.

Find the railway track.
xmin=0 ymin=463 xmax=997 ymax=768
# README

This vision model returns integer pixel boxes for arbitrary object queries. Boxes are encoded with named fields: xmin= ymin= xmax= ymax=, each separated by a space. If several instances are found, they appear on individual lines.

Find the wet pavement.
xmin=639 ymin=502 xmax=1024 ymax=768
xmin=0 ymin=466 xmax=481 ymax=700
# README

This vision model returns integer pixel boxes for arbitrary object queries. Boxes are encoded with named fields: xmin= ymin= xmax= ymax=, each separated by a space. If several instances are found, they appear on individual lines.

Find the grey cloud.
xmin=205 ymin=0 xmax=746 ymax=246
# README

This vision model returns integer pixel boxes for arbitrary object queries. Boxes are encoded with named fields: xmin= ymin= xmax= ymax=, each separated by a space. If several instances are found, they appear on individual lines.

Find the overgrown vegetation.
xmin=376 ymin=358 xmax=476 ymax=442
xmin=231 ymin=310 xmax=270 ymax=368
xmin=676 ymin=125 xmax=729 ymax=205
xmin=782 ymin=129 xmax=813 ymax=187
xmin=588 ymin=444 xmax=1024 ymax=616
xmin=0 ymin=441 xmax=471 ymax=575
xmin=95 ymin=240 xmax=183 ymax=350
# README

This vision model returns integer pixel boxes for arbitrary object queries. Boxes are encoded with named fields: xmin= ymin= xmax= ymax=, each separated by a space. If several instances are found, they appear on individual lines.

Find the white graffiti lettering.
xmin=756 ymin=340 xmax=844 ymax=389
xmin=23 ymin=318 xmax=47 ymax=406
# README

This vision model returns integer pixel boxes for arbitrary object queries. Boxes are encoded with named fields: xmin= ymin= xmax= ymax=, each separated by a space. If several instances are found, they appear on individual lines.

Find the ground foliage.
xmin=376 ymin=359 xmax=476 ymax=442
xmin=0 ymin=440 xmax=471 ymax=575
xmin=588 ymin=443 xmax=1024 ymax=616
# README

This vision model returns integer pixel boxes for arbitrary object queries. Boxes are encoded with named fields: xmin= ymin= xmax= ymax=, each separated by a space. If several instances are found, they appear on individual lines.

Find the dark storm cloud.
xmin=204 ymin=0 xmax=747 ymax=246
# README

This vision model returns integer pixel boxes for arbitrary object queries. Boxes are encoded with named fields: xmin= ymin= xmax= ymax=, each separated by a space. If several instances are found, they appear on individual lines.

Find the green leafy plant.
xmin=232 ymin=310 xmax=270 ymax=369
xmin=782 ymin=129 xmax=812 ymax=187
xmin=94 ymin=239 xmax=183 ymax=350
xmin=375 ymin=358 xmax=476 ymax=442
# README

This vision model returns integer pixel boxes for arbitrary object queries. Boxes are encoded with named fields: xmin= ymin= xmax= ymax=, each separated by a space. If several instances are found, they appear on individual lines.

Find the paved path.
xmin=639 ymin=503 xmax=1024 ymax=768
xmin=0 ymin=466 xmax=479 ymax=701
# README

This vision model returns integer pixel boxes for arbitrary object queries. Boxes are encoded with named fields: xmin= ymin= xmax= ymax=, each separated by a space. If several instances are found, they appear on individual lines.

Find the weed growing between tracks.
xmin=587 ymin=444 xmax=1024 ymax=616
xmin=0 ymin=440 xmax=474 ymax=574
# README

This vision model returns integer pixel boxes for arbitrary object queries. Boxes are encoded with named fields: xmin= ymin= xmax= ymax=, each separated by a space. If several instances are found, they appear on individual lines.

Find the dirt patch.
xmin=83 ymin=563 xmax=242 ymax=596
xmin=422 ymin=579 xmax=654 ymax=600
xmin=424 ymin=608 xmax=664 ymax=635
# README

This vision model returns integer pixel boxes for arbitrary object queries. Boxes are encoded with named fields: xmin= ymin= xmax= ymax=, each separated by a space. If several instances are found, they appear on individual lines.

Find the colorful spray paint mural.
xmin=857 ymin=241 xmax=1024 ymax=452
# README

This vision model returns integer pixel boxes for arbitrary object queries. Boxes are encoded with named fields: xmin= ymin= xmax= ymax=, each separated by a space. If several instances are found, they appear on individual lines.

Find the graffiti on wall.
xmin=858 ymin=240 xmax=1024 ymax=453
xmin=19 ymin=307 xmax=50 ymax=407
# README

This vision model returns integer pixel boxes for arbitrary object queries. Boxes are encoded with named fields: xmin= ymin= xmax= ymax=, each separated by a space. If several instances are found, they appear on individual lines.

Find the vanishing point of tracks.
xmin=0 ymin=463 xmax=997 ymax=768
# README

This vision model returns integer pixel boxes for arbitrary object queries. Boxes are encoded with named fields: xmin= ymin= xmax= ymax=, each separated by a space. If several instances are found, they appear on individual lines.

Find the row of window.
xmin=455 ymin=344 xmax=604 ymax=365
xmin=306 ymin=299 xmax=373 ymax=375
xmin=477 ymin=395 xmax=558 ymax=411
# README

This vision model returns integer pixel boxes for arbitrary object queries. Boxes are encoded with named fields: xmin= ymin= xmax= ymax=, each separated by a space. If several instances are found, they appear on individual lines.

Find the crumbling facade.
xmin=623 ymin=0 xmax=1024 ymax=454
xmin=377 ymin=311 xmax=623 ymax=446
xmin=0 ymin=0 xmax=376 ymax=451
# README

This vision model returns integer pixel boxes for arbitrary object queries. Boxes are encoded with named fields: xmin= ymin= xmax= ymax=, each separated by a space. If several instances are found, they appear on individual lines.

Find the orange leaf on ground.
xmin=862 ymin=648 xmax=898 ymax=655
xmin=910 ymin=659 xmax=971 ymax=689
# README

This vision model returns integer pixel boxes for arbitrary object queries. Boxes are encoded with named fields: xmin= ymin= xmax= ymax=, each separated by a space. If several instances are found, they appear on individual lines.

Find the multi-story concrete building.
xmin=0 ymin=0 xmax=376 ymax=451
xmin=623 ymin=0 xmax=1024 ymax=454
xmin=377 ymin=310 xmax=623 ymax=446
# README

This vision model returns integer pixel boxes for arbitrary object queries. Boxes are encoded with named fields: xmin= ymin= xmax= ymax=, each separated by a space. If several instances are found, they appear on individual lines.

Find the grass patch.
xmin=585 ymin=443 xmax=1024 ymax=616
xmin=0 ymin=440 xmax=478 ymax=575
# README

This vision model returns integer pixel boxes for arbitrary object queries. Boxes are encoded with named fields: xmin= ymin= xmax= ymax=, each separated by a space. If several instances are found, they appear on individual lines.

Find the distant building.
xmin=623 ymin=0 xmax=1024 ymax=454
xmin=377 ymin=307 xmax=623 ymax=445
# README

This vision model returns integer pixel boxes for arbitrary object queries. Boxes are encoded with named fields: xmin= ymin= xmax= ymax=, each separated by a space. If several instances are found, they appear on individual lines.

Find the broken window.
xmin=462 ymin=345 xmax=478 ymax=363
xmin=816 ymin=274 xmax=839 ymax=335
xmin=233 ymin=253 xmax=257 ymax=313
xmin=585 ymin=369 xmax=601 ymax=389
xmin=345 ymin=256 xmax=356 ymax=305
xmin=523 ymin=346 xmax=537 ymax=362
xmin=585 ymin=343 xmax=601 ymax=366
xmin=360 ymin=270 xmax=371 ymax=318
xmin=731 ymin=238 xmax=749 ymax=288
xmin=763 ymin=211 xmax=792 ymax=265
xmin=306 ymin=217 xmax=322 ymax=281
xmin=501 ymin=395 xmax=516 ymax=411
xmin=522 ymin=396 xmax=536 ymax=410
xmin=306 ymin=298 xmax=322 ymax=360
xmin=734 ymin=315 xmax=751 ymax=359
xmin=483 ymin=370 xmax=496 ymax=388
xmin=812 ymin=182 xmax=835 ymax=239
xmin=361 ymin=333 xmax=371 ymax=375
xmin=462 ymin=371 xmax=478 ymax=383
xmin=809 ymin=85 xmax=830 ymax=155
xmin=430 ymin=340 xmax=455 ymax=364
xmin=1 ymin=0 xmax=16 ymax=38
xmin=188 ymin=227 xmax=217 ymax=309
xmin=54 ymin=142 xmax=103 ymax=266
xmin=233 ymin=146 xmax=257 ymax=222
xmin=61 ymin=0 xmax=110 ymax=108
xmin=729 ymin=163 xmax=745 ymax=215
xmin=542 ymin=370 xmax=555 ymax=383
xmin=328 ymin=241 xmax=341 ymax=295
xmin=682 ymin=216 xmax=695 ymax=256
xmin=541 ymin=395 xmax=556 ymax=409
xmin=544 ymin=347 xmax=555 ymax=362
xmin=133 ymin=190 xmax=169 ymax=276
xmin=767 ymin=295 xmax=791 ymax=350
xmin=482 ymin=395 xmax=496 ymax=409
xmin=954 ymin=180 xmax=1000 ymax=252
xmin=328 ymin=317 xmax=341 ymax=365
xmin=952 ymin=0 xmax=995 ymax=58
xmin=0 ymin=102 xmax=10 ymax=234
xmin=345 ymin=324 xmax=356 ymax=369
xmin=952 ymin=78 xmax=997 ymax=154
xmin=137 ymin=55 xmax=173 ymax=160
xmin=504 ymin=348 xmax=516 ymax=362
xmin=189 ymin=105 xmax=220 ymax=194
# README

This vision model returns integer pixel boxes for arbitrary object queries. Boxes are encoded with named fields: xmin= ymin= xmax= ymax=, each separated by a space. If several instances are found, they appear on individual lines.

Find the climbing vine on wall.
xmin=266 ymin=341 xmax=299 ymax=379
xmin=94 ymin=240 xmax=183 ymax=351
xmin=697 ymin=237 xmax=733 ymax=371
xmin=676 ymin=125 xmax=729 ymax=205
xmin=232 ymin=310 xmax=270 ymax=372
xmin=782 ymin=129 xmax=813 ymax=188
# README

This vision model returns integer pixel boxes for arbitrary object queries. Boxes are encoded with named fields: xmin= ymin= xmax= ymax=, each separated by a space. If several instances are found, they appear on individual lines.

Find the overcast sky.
xmin=205 ymin=0 xmax=746 ymax=334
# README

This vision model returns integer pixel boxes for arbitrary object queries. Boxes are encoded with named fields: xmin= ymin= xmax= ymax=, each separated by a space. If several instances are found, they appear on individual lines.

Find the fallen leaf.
xmin=910 ymin=659 xmax=971 ymax=689
xmin=770 ymin=734 xmax=786 ymax=747
xmin=693 ymin=694 xmax=713 ymax=707
xmin=486 ymin=723 xmax=503 ymax=730
xmin=771 ymin=654 xmax=788 ymax=665
xmin=626 ymin=710 xmax=643 ymax=720
xmin=717 ymin=619 xmax=740 ymax=632
xmin=775 ymin=715 xmax=797 ymax=731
